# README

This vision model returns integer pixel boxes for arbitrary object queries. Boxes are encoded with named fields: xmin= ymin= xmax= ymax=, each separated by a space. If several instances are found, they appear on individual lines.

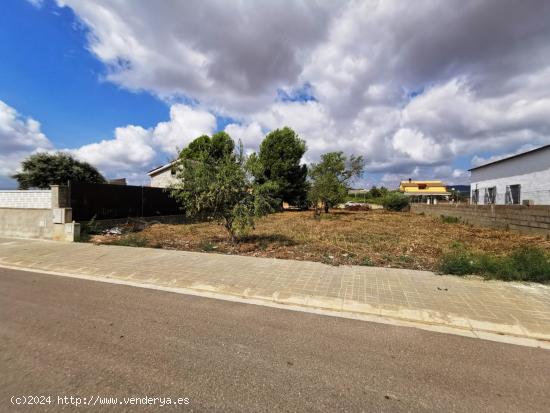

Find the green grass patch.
xmin=440 ymin=215 xmax=460 ymax=224
xmin=110 ymin=234 xmax=149 ymax=248
xmin=398 ymin=255 xmax=414 ymax=264
xmin=199 ymin=241 xmax=217 ymax=252
xmin=439 ymin=244 xmax=550 ymax=283
xmin=322 ymin=254 xmax=335 ymax=264
xmin=360 ymin=257 xmax=373 ymax=266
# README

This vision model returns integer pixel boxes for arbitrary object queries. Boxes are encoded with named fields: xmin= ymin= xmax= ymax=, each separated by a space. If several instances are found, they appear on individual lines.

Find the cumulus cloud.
xmin=68 ymin=125 xmax=156 ymax=181
xmin=391 ymin=128 xmax=448 ymax=164
xmin=152 ymin=104 xmax=216 ymax=154
xmin=223 ymin=122 xmax=264 ymax=154
xmin=0 ymin=100 xmax=53 ymax=185
xmin=69 ymin=104 xmax=217 ymax=183
xmin=0 ymin=99 xmax=219 ymax=186
xmin=24 ymin=1 xmax=550 ymax=184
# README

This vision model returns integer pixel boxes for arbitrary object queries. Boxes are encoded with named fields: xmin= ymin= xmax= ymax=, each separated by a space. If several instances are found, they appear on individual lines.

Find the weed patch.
xmin=82 ymin=215 xmax=100 ymax=235
xmin=110 ymin=234 xmax=148 ymax=248
xmin=199 ymin=241 xmax=217 ymax=252
xmin=398 ymin=255 xmax=414 ymax=264
xmin=360 ymin=257 xmax=373 ymax=266
xmin=439 ymin=244 xmax=550 ymax=283
xmin=440 ymin=215 xmax=460 ymax=224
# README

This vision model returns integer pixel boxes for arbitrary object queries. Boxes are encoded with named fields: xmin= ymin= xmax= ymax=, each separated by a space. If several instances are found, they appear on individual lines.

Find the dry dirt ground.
xmin=90 ymin=210 xmax=550 ymax=271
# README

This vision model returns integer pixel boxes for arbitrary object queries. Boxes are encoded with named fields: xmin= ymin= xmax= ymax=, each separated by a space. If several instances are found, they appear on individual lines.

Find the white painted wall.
xmin=0 ymin=190 xmax=52 ymax=209
xmin=149 ymin=169 xmax=177 ymax=188
xmin=470 ymin=147 xmax=550 ymax=205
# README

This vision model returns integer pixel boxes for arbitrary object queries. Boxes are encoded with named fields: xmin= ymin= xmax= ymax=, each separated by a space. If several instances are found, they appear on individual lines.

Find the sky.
xmin=1 ymin=0 xmax=550 ymax=189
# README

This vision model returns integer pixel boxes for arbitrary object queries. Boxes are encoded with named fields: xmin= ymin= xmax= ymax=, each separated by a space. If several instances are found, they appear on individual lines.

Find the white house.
xmin=469 ymin=144 xmax=550 ymax=205
xmin=147 ymin=161 xmax=178 ymax=188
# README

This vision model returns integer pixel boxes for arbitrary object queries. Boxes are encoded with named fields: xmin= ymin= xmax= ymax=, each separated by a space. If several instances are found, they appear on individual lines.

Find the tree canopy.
xmin=179 ymin=131 xmax=235 ymax=163
xmin=249 ymin=127 xmax=308 ymax=208
xmin=12 ymin=152 xmax=106 ymax=189
xmin=368 ymin=185 xmax=382 ymax=198
xmin=308 ymin=152 xmax=365 ymax=212
xmin=170 ymin=134 xmax=272 ymax=241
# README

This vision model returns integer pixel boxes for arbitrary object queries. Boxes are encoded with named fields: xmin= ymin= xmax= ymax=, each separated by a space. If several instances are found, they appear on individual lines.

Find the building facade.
xmin=399 ymin=180 xmax=450 ymax=203
xmin=469 ymin=144 xmax=550 ymax=205
xmin=148 ymin=161 xmax=178 ymax=188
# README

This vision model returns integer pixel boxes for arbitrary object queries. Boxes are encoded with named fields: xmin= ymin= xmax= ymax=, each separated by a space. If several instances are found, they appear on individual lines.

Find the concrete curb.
xmin=1 ymin=262 xmax=549 ymax=350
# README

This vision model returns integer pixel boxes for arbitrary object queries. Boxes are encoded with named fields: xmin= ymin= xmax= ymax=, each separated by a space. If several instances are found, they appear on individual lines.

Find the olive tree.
xmin=170 ymin=134 xmax=272 ymax=242
xmin=308 ymin=152 xmax=365 ymax=213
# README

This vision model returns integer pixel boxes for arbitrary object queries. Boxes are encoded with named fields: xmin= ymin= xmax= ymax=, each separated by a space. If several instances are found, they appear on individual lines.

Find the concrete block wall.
xmin=411 ymin=204 xmax=550 ymax=236
xmin=0 ymin=208 xmax=54 ymax=239
xmin=0 ymin=190 xmax=52 ymax=209
xmin=0 ymin=186 xmax=79 ymax=241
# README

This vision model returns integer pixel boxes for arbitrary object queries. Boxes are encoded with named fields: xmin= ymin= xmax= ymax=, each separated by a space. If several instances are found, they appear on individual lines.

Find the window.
xmin=484 ymin=187 xmax=496 ymax=204
xmin=510 ymin=184 xmax=521 ymax=204
xmin=505 ymin=185 xmax=521 ymax=205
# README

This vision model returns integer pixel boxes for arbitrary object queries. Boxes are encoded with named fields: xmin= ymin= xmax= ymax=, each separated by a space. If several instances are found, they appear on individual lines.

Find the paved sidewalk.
xmin=1 ymin=237 xmax=550 ymax=343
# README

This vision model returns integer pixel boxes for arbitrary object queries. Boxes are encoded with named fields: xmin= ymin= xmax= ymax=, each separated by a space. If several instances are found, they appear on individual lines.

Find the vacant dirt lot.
xmin=90 ymin=210 xmax=550 ymax=271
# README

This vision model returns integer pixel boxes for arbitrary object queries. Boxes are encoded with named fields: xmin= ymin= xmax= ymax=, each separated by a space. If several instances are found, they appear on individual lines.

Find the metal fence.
xmin=68 ymin=182 xmax=181 ymax=221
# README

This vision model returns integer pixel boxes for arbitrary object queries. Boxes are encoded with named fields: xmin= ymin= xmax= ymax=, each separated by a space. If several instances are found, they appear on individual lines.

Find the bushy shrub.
xmin=474 ymin=254 xmax=517 ymax=280
xmin=382 ymin=192 xmax=410 ymax=211
xmin=438 ymin=243 xmax=475 ymax=275
xmin=509 ymin=246 xmax=550 ymax=282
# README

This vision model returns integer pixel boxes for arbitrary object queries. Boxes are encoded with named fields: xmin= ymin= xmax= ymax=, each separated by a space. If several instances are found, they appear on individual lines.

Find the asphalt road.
xmin=1 ymin=267 xmax=550 ymax=413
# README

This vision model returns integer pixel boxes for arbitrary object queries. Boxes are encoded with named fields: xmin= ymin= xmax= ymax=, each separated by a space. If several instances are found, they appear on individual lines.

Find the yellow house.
xmin=399 ymin=179 xmax=450 ymax=198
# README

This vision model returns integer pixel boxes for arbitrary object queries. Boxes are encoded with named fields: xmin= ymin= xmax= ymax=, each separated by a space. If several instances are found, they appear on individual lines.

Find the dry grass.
xmin=90 ymin=210 xmax=550 ymax=271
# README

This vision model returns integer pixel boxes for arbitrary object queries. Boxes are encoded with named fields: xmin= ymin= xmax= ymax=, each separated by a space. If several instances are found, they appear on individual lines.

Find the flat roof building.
xmin=399 ymin=180 xmax=450 ymax=196
xmin=469 ymin=144 xmax=550 ymax=205
xmin=399 ymin=180 xmax=451 ymax=204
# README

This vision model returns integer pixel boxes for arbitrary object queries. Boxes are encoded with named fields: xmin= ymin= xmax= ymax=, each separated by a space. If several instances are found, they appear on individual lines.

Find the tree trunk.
xmin=324 ymin=203 xmax=329 ymax=213
xmin=313 ymin=207 xmax=321 ymax=220
xmin=224 ymin=218 xmax=237 ymax=244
